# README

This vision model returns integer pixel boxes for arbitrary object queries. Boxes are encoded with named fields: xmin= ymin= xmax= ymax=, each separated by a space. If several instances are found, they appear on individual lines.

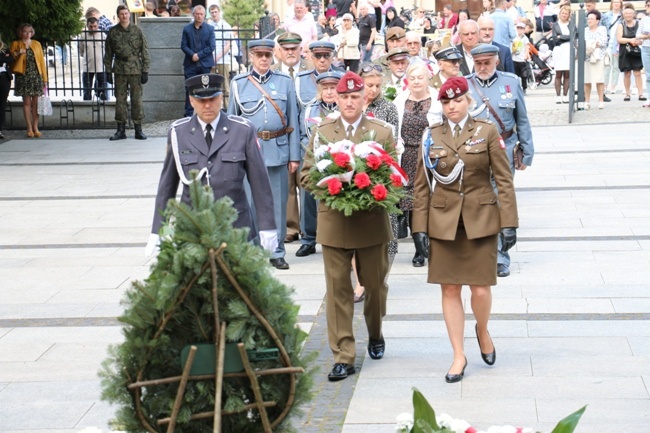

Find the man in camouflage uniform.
xmin=103 ymin=4 xmax=150 ymax=141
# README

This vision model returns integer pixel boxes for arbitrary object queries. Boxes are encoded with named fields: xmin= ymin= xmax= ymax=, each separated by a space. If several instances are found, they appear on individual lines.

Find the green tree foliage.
xmin=0 ymin=0 xmax=83 ymax=44
xmin=100 ymin=175 xmax=315 ymax=433
xmin=222 ymin=0 xmax=265 ymax=31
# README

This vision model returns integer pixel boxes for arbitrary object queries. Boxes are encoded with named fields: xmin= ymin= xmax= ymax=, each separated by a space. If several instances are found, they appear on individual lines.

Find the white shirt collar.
xmin=341 ymin=115 xmax=363 ymax=138
xmin=448 ymin=115 xmax=469 ymax=133
xmin=196 ymin=113 xmax=221 ymax=136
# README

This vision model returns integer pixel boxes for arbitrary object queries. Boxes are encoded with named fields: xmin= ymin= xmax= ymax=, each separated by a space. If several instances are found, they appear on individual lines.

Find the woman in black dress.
xmin=616 ymin=3 xmax=646 ymax=101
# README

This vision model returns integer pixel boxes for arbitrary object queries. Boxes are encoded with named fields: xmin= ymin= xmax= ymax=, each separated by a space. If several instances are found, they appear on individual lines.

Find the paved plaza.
xmin=0 ymin=86 xmax=649 ymax=432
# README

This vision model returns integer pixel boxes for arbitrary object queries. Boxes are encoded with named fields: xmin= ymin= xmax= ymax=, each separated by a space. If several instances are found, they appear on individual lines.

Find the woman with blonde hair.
xmin=10 ymin=23 xmax=47 ymax=138
xmin=0 ymin=34 xmax=13 ymax=139
xmin=393 ymin=61 xmax=441 ymax=267
xmin=412 ymin=77 xmax=518 ymax=383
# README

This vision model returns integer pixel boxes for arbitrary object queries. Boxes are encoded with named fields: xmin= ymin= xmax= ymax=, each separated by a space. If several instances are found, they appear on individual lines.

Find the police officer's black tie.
xmin=205 ymin=124 xmax=213 ymax=148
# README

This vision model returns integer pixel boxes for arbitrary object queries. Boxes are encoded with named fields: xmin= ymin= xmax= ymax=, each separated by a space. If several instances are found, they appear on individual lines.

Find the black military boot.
xmin=134 ymin=123 xmax=147 ymax=140
xmin=109 ymin=123 xmax=127 ymax=141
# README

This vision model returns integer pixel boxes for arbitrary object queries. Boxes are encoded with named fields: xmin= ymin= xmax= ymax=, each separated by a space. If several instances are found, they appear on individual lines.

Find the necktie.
xmin=205 ymin=124 xmax=213 ymax=148
xmin=289 ymin=67 xmax=294 ymax=79
xmin=346 ymin=124 xmax=354 ymax=140
xmin=454 ymin=124 xmax=461 ymax=144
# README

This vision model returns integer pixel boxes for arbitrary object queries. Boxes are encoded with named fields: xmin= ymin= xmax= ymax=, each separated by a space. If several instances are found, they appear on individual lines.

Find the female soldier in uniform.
xmin=411 ymin=77 xmax=518 ymax=383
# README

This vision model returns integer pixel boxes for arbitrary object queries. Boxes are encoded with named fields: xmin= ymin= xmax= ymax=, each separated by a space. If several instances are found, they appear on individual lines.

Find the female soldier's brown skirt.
xmin=427 ymin=224 xmax=498 ymax=286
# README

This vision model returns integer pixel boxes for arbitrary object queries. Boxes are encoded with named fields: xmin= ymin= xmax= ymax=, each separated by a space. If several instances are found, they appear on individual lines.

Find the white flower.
xmin=316 ymin=159 xmax=333 ymax=172
xmin=314 ymin=145 xmax=329 ymax=159
xmin=438 ymin=413 xmax=473 ymax=432
xmin=395 ymin=412 xmax=414 ymax=432
xmin=329 ymin=139 xmax=355 ymax=153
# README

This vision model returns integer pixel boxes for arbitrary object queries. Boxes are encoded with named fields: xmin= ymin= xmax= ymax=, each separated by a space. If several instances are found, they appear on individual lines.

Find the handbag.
xmin=604 ymin=52 xmax=611 ymax=66
xmin=37 ymin=86 xmax=53 ymax=116
xmin=625 ymin=43 xmax=641 ymax=57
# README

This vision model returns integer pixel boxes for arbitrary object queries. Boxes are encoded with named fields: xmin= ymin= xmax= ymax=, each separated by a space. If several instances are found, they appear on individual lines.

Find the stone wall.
xmin=140 ymin=16 xmax=190 ymax=124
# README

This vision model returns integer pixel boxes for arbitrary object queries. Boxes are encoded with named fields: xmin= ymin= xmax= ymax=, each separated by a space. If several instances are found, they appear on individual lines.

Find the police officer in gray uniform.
xmin=227 ymin=39 xmax=300 ymax=270
xmin=294 ymin=41 xmax=341 ymax=257
xmin=466 ymin=44 xmax=534 ymax=278
xmin=297 ymin=70 xmax=343 ymax=257
xmin=146 ymin=73 xmax=277 ymax=257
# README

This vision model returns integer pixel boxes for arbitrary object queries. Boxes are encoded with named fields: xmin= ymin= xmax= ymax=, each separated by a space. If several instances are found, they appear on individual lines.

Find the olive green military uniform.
xmin=103 ymin=23 xmax=150 ymax=123
xmin=300 ymin=115 xmax=395 ymax=364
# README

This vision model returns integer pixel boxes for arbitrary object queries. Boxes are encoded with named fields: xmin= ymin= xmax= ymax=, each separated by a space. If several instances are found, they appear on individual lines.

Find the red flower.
xmin=354 ymin=172 xmax=371 ymax=189
xmin=381 ymin=153 xmax=394 ymax=164
xmin=390 ymin=173 xmax=403 ymax=187
xmin=333 ymin=152 xmax=351 ymax=168
xmin=371 ymin=184 xmax=388 ymax=201
xmin=327 ymin=178 xmax=343 ymax=195
xmin=366 ymin=154 xmax=382 ymax=170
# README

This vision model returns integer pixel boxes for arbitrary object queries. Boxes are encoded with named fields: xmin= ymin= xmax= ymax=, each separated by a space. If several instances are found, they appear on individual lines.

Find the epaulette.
xmin=231 ymin=72 xmax=251 ymax=82
xmin=272 ymin=70 xmax=292 ymax=80
xmin=429 ymin=121 xmax=444 ymax=130
xmin=169 ymin=117 xmax=192 ymax=130
xmin=296 ymin=69 xmax=313 ymax=78
xmin=474 ymin=118 xmax=493 ymax=125
xmin=499 ymin=71 xmax=520 ymax=81
xmin=367 ymin=117 xmax=393 ymax=130
xmin=319 ymin=116 xmax=338 ymax=127
xmin=227 ymin=114 xmax=253 ymax=128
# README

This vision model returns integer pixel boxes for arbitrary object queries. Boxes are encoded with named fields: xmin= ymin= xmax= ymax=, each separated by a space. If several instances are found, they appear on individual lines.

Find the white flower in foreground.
xmin=316 ymin=159 xmax=333 ymax=172
xmin=395 ymin=412 xmax=414 ymax=432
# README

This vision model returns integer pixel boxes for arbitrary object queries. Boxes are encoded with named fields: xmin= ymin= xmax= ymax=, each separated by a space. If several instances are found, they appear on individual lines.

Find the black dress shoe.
xmin=295 ymin=244 xmax=316 ymax=257
xmin=603 ymin=95 xmax=611 ymax=102
xmin=445 ymin=357 xmax=467 ymax=383
xmin=269 ymin=258 xmax=290 ymax=270
xmin=367 ymin=338 xmax=385 ymax=360
xmin=497 ymin=264 xmax=510 ymax=277
xmin=475 ymin=324 xmax=496 ymax=366
xmin=327 ymin=363 xmax=355 ymax=381
xmin=412 ymin=252 xmax=425 ymax=267
xmin=284 ymin=233 xmax=299 ymax=243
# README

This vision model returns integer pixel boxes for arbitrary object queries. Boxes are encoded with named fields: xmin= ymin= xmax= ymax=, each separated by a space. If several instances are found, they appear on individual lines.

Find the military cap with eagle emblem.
xmin=437 ymin=76 xmax=469 ymax=101
xmin=185 ymin=73 xmax=224 ymax=99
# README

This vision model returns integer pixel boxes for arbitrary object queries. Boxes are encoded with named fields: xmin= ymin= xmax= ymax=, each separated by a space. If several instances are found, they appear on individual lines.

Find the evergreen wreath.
xmin=100 ymin=174 xmax=315 ymax=432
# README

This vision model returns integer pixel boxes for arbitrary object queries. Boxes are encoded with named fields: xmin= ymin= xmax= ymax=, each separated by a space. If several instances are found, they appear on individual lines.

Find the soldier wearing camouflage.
xmin=103 ymin=5 xmax=150 ymax=140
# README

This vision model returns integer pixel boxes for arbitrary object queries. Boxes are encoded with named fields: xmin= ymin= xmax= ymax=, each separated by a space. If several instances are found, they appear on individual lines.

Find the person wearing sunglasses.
xmin=293 ymin=42 xmax=343 ymax=256
xmin=228 ymin=39 xmax=301 ymax=270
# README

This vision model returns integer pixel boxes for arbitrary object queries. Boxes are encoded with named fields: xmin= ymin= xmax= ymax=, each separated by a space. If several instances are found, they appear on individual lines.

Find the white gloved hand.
xmin=259 ymin=230 xmax=278 ymax=253
xmin=144 ymin=233 xmax=160 ymax=257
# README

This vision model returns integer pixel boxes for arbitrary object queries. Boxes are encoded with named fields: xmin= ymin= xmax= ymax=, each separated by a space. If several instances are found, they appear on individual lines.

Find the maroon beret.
xmin=438 ymin=76 xmax=469 ymax=101
xmin=336 ymin=71 xmax=365 ymax=94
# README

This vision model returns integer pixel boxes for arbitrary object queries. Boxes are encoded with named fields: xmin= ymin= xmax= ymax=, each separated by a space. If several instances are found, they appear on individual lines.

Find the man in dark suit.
xmin=300 ymin=71 xmax=395 ymax=382
xmin=181 ymin=5 xmax=216 ymax=117
xmin=146 ymin=74 xmax=277 ymax=256
xmin=477 ymin=16 xmax=515 ymax=73
xmin=456 ymin=19 xmax=514 ymax=76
